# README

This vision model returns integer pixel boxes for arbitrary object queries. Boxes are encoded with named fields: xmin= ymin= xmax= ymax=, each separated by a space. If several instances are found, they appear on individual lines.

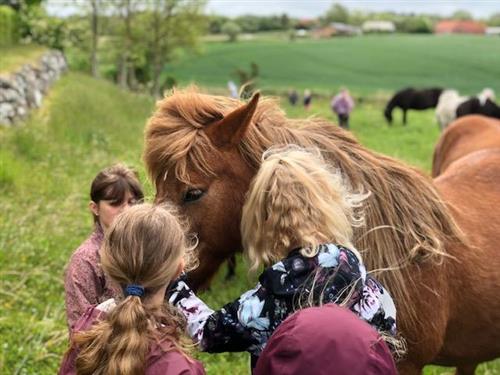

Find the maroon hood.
xmin=254 ymin=304 xmax=397 ymax=375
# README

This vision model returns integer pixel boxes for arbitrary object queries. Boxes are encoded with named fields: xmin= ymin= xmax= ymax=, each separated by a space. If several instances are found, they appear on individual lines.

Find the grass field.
xmin=1 ymin=56 xmax=499 ymax=373
xmin=0 ymin=44 xmax=47 ymax=75
xmin=168 ymin=34 xmax=500 ymax=95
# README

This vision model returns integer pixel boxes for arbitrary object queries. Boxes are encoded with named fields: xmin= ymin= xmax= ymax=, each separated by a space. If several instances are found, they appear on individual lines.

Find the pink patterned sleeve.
xmin=64 ymin=249 xmax=103 ymax=331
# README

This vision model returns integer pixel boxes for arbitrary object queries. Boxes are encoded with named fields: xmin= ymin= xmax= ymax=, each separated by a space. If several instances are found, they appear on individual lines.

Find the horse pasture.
xmin=167 ymin=34 xmax=500 ymax=96
xmin=0 ymin=72 xmax=499 ymax=374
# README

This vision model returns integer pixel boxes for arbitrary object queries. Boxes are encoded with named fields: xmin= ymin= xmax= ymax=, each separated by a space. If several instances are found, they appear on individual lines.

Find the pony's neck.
xmin=384 ymin=96 xmax=398 ymax=117
xmin=241 ymin=118 xmax=464 ymax=331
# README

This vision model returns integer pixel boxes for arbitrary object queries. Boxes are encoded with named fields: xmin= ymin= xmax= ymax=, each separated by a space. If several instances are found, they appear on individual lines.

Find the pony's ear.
xmin=205 ymin=93 xmax=260 ymax=149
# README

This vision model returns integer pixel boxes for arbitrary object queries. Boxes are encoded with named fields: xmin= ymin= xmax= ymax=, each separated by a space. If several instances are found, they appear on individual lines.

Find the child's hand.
xmin=166 ymin=272 xmax=191 ymax=304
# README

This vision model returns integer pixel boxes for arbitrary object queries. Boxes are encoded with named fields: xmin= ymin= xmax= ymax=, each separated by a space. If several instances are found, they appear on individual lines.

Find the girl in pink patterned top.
xmin=64 ymin=164 xmax=144 ymax=331
xmin=59 ymin=203 xmax=204 ymax=375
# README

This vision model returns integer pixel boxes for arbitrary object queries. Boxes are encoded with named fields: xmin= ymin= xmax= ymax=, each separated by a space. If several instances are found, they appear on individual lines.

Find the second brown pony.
xmin=144 ymin=88 xmax=500 ymax=374
xmin=432 ymin=114 xmax=500 ymax=177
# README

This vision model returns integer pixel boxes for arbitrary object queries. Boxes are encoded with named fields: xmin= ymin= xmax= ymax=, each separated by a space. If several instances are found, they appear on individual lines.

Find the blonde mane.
xmin=144 ymin=87 xmax=466 ymax=333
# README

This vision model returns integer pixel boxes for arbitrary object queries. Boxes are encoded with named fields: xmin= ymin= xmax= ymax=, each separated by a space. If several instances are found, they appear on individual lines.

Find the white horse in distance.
xmin=436 ymin=88 xmax=495 ymax=130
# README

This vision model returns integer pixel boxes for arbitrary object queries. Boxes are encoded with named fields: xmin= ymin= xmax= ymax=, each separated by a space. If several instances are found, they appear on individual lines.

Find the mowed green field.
xmin=168 ymin=34 xmax=500 ymax=95
xmin=1 ymin=71 xmax=499 ymax=374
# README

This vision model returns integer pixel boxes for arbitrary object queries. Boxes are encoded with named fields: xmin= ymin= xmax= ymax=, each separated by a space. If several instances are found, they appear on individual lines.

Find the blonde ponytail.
xmin=72 ymin=203 xmax=197 ymax=374
xmin=75 ymin=296 xmax=150 ymax=375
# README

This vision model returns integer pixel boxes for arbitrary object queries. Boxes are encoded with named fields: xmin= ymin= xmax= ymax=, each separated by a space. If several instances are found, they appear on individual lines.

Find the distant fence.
xmin=0 ymin=5 xmax=18 ymax=47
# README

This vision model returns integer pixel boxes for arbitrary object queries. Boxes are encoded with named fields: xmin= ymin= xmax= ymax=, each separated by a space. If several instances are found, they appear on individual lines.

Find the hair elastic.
xmin=124 ymin=284 xmax=145 ymax=297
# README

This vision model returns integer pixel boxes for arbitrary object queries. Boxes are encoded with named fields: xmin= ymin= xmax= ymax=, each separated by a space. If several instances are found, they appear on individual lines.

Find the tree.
xmin=221 ymin=21 xmax=240 ymax=42
xmin=0 ymin=0 xmax=42 ymax=11
xmin=207 ymin=14 xmax=229 ymax=33
xmin=89 ymin=0 xmax=100 ymax=77
xmin=401 ymin=16 xmax=433 ymax=34
xmin=323 ymin=3 xmax=349 ymax=24
xmin=114 ymin=0 xmax=136 ymax=89
xmin=488 ymin=12 xmax=500 ymax=26
xmin=280 ymin=13 xmax=290 ymax=30
xmin=234 ymin=15 xmax=259 ymax=32
xmin=73 ymin=0 xmax=105 ymax=77
xmin=144 ymin=0 xmax=206 ymax=97
xmin=348 ymin=10 xmax=368 ymax=26
xmin=18 ymin=3 xmax=68 ymax=49
xmin=451 ymin=10 xmax=473 ymax=20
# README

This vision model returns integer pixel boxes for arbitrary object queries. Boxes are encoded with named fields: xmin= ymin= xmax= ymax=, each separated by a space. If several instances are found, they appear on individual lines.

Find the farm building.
xmin=295 ymin=18 xmax=319 ymax=30
xmin=486 ymin=26 xmax=500 ymax=36
xmin=362 ymin=21 xmax=395 ymax=33
xmin=312 ymin=23 xmax=361 ymax=38
xmin=331 ymin=22 xmax=362 ymax=36
xmin=435 ymin=20 xmax=486 ymax=34
xmin=312 ymin=25 xmax=337 ymax=38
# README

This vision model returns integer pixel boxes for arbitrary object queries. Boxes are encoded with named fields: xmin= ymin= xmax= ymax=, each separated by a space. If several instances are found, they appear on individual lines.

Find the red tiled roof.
xmin=435 ymin=20 xmax=486 ymax=34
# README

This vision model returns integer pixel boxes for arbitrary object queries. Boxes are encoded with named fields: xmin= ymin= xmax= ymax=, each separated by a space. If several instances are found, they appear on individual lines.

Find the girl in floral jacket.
xmin=169 ymin=146 xmax=400 ymax=368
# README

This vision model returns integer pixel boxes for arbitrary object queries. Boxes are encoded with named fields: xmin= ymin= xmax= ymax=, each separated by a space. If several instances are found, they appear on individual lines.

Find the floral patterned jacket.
xmin=168 ymin=244 xmax=397 ymax=366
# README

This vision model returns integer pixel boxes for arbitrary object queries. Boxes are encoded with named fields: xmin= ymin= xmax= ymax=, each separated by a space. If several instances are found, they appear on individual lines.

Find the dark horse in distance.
xmin=384 ymin=87 xmax=443 ymax=125
xmin=456 ymin=98 xmax=500 ymax=120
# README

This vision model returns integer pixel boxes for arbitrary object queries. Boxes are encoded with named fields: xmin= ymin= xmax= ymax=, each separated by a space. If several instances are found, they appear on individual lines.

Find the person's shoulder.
xmin=72 ymin=299 xmax=115 ymax=333
xmin=147 ymin=347 xmax=205 ymax=375
xmin=68 ymin=229 xmax=103 ymax=264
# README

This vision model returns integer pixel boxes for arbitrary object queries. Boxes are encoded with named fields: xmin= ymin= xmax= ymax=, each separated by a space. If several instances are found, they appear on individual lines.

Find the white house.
xmin=331 ymin=22 xmax=362 ymax=36
xmin=486 ymin=27 xmax=500 ymax=36
xmin=362 ymin=21 xmax=396 ymax=33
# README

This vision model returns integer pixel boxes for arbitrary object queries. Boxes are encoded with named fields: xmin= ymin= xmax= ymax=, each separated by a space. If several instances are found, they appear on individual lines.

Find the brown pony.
xmin=432 ymin=115 xmax=500 ymax=177
xmin=144 ymin=88 xmax=500 ymax=374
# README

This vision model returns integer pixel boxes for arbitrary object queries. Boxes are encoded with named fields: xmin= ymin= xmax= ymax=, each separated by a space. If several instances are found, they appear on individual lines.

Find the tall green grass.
xmin=0 ymin=44 xmax=47 ymax=75
xmin=0 ymin=72 xmax=498 ymax=374
xmin=0 ymin=72 xmax=155 ymax=373
xmin=167 ymin=34 xmax=500 ymax=95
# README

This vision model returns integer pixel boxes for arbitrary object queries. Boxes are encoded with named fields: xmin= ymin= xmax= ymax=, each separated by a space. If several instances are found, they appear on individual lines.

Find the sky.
xmin=45 ymin=0 xmax=500 ymax=19
xmin=205 ymin=0 xmax=499 ymax=18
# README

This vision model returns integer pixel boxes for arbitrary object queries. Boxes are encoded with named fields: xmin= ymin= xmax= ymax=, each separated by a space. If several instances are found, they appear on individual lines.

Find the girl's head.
xmin=74 ymin=203 xmax=196 ymax=375
xmin=89 ymin=164 xmax=144 ymax=230
xmin=100 ymin=203 xmax=195 ymax=296
xmin=241 ymin=146 xmax=369 ymax=272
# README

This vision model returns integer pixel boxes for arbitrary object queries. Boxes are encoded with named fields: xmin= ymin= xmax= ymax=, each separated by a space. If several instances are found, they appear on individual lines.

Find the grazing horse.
xmin=384 ymin=87 xmax=443 ymax=125
xmin=144 ymin=88 xmax=500 ymax=374
xmin=436 ymin=88 xmax=496 ymax=131
xmin=432 ymin=115 xmax=500 ymax=177
xmin=435 ymin=90 xmax=468 ymax=131
xmin=456 ymin=98 xmax=500 ymax=120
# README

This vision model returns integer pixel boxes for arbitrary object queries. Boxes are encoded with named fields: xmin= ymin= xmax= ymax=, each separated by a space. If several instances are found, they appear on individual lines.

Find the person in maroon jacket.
xmin=64 ymin=164 xmax=144 ymax=331
xmin=59 ymin=203 xmax=204 ymax=375
xmin=254 ymin=304 xmax=398 ymax=375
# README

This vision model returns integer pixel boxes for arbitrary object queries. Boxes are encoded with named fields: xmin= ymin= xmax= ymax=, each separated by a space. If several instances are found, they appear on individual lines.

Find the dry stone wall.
xmin=0 ymin=50 xmax=67 ymax=126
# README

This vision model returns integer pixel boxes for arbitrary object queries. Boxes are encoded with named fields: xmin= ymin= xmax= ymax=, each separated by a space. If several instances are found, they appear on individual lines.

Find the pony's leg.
xmin=225 ymin=254 xmax=237 ymax=280
xmin=403 ymin=110 xmax=408 ymax=125
xmin=455 ymin=363 xmax=478 ymax=375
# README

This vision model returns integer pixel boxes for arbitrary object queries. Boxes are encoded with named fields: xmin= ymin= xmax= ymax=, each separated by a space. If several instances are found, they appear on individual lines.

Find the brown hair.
xmin=73 ymin=203 xmax=196 ymax=375
xmin=90 ymin=164 xmax=144 ymax=223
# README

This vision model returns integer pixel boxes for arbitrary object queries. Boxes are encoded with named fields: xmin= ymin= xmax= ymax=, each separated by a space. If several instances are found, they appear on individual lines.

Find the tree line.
xmin=2 ymin=0 xmax=206 ymax=96
xmin=3 ymin=0 xmax=500 ymax=95
xmin=209 ymin=4 xmax=500 ymax=38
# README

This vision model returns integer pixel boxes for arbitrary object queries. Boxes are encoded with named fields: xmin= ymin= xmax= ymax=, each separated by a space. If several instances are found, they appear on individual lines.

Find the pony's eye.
xmin=183 ymin=189 xmax=204 ymax=203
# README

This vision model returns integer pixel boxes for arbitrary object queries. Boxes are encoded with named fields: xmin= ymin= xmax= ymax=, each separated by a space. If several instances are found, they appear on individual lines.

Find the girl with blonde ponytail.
xmin=59 ymin=203 xmax=204 ymax=375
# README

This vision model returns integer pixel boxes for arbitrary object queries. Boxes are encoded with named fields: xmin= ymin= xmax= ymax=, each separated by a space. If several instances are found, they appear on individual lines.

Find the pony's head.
xmin=144 ymin=88 xmax=466 ymax=335
xmin=144 ymin=88 xmax=278 ymax=289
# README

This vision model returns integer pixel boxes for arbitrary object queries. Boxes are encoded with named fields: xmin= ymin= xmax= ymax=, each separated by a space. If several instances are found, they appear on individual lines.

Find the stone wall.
xmin=0 ymin=50 xmax=67 ymax=126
